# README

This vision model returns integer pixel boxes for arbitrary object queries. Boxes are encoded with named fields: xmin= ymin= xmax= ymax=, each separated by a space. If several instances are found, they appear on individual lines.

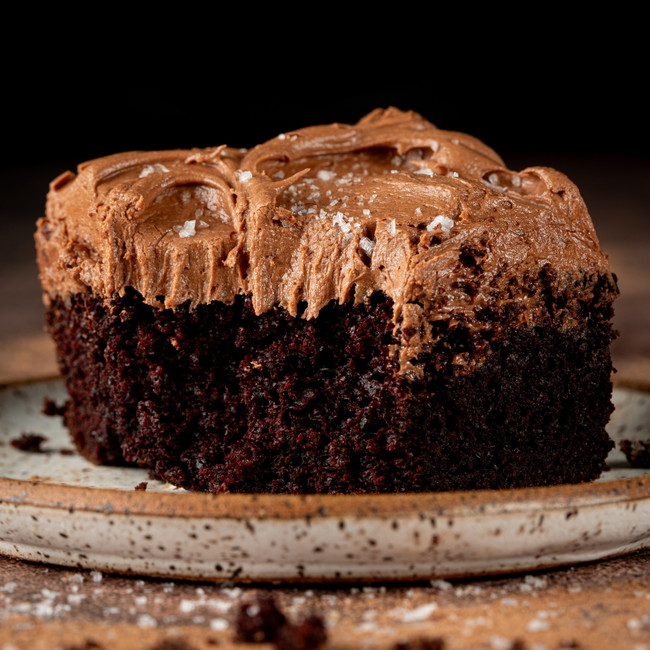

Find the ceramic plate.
xmin=1 ymin=378 xmax=649 ymax=582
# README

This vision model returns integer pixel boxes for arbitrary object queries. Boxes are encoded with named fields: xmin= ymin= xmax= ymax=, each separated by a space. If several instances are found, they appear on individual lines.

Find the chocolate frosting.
xmin=36 ymin=108 xmax=613 ymax=374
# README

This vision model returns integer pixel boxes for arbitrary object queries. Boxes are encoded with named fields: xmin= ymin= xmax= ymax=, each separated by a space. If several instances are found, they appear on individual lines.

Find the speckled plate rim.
xmin=1 ymin=375 xmax=650 ymax=582
xmin=0 ymin=474 xmax=649 ymax=521
xmin=0 ymin=376 xmax=649 ymax=520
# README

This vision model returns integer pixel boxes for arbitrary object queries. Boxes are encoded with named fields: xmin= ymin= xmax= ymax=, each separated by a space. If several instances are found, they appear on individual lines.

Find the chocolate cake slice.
xmin=35 ymin=108 xmax=617 ymax=493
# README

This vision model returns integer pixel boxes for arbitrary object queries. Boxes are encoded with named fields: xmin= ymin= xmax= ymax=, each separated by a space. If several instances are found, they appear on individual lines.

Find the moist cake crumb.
xmin=43 ymin=396 xmax=66 ymax=416
xmin=619 ymin=439 xmax=650 ymax=468
xmin=10 ymin=432 xmax=48 ymax=453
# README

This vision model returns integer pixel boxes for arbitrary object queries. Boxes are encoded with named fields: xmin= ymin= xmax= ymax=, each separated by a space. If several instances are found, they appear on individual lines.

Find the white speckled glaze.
xmin=0 ymin=378 xmax=649 ymax=582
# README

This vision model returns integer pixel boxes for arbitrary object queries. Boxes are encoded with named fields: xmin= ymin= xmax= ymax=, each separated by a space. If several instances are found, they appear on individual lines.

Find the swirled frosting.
xmin=36 ymin=108 xmax=612 ymax=374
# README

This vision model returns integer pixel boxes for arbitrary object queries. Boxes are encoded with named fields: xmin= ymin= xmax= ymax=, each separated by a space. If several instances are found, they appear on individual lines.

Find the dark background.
xmin=3 ymin=64 xmax=648 ymax=225
xmin=1 ymin=73 xmax=649 ymax=382
xmin=6 ymin=75 xmax=649 ymax=164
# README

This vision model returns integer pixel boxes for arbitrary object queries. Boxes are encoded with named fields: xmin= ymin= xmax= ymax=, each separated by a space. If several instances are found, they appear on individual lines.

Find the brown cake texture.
xmin=619 ymin=439 xmax=650 ymax=468
xmin=35 ymin=108 xmax=618 ymax=493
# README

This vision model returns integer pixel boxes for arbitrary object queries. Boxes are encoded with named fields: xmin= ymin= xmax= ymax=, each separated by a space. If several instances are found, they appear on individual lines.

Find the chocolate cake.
xmin=35 ymin=108 xmax=618 ymax=493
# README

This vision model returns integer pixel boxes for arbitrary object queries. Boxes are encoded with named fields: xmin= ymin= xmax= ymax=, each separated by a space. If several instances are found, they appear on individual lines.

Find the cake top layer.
xmin=37 ymin=108 xmax=611 ymax=374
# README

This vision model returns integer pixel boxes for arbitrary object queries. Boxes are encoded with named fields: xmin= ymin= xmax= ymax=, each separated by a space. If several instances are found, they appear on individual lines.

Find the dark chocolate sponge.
xmin=46 ymin=269 xmax=615 ymax=494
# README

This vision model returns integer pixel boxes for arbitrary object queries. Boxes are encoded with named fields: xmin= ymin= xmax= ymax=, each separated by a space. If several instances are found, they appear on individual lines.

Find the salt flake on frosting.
xmin=414 ymin=168 xmax=435 ymax=177
xmin=333 ymin=212 xmax=351 ymax=233
xmin=174 ymin=220 xmax=197 ymax=238
xmin=360 ymin=237 xmax=375 ymax=256
xmin=236 ymin=170 xmax=253 ymax=183
xmin=387 ymin=219 xmax=397 ymax=236
xmin=139 ymin=163 xmax=170 ymax=178
xmin=195 ymin=186 xmax=221 ymax=212
xmin=427 ymin=215 xmax=454 ymax=234
xmin=482 ymin=172 xmax=507 ymax=191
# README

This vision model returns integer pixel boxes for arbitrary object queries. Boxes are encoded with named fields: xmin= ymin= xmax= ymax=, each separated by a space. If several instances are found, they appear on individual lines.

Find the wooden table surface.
xmin=1 ymin=154 xmax=649 ymax=648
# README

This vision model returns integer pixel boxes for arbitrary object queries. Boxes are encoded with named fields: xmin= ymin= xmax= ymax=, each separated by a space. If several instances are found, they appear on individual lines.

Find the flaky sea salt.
xmin=483 ymin=172 xmax=507 ymax=191
xmin=206 ymin=599 xmax=233 ymax=613
xmin=221 ymin=587 xmax=243 ymax=599
xmin=317 ymin=170 xmax=337 ymax=181
xmin=490 ymin=636 xmax=516 ymax=650
xmin=414 ymin=168 xmax=434 ymax=177
xmin=175 ymin=220 xmax=197 ymax=238
xmin=236 ymin=170 xmax=253 ymax=183
xmin=527 ymin=619 xmax=550 ymax=632
xmin=139 ymin=163 xmax=170 ymax=178
xmin=137 ymin=614 xmax=158 ymax=628
xmin=356 ymin=621 xmax=377 ymax=632
xmin=426 ymin=215 xmax=454 ymax=234
xmin=272 ymin=170 xmax=285 ymax=179
xmin=195 ymin=186 xmax=221 ymax=212
xmin=333 ymin=212 xmax=351 ymax=234
xmin=395 ymin=602 xmax=438 ymax=623
xmin=387 ymin=219 xmax=397 ymax=236
xmin=524 ymin=575 xmax=547 ymax=589
xmin=359 ymin=237 xmax=375 ymax=257
xmin=210 ymin=618 xmax=229 ymax=631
